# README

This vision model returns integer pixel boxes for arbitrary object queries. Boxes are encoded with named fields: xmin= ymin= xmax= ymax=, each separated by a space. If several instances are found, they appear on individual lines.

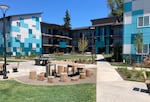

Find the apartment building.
xmin=41 ymin=22 xmax=72 ymax=54
xmin=91 ymin=17 xmax=123 ymax=54
xmin=71 ymin=26 xmax=94 ymax=53
xmin=123 ymin=0 xmax=150 ymax=62
xmin=0 ymin=13 xmax=42 ymax=56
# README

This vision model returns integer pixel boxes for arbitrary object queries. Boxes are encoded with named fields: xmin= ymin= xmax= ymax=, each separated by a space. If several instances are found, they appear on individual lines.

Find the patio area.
xmin=0 ymin=60 xmax=97 ymax=85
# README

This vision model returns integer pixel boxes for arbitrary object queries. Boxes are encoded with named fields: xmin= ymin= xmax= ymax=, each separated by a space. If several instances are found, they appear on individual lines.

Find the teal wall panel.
xmin=11 ymin=26 xmax=20 ymax=32
xmin=124 ymin=2 xmax=132 ymax=12
xmin=59 ymin=42 xmax=66 ymax=48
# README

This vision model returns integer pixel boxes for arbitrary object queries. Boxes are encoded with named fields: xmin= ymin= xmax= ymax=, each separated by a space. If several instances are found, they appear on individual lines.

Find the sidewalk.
xmin=96 ymin=54 xmax=150 ymax=102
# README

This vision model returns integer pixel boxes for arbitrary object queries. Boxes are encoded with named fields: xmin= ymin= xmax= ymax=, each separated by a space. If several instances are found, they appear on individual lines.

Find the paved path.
xmin=96 ymin=55 xmax=150 ymax=102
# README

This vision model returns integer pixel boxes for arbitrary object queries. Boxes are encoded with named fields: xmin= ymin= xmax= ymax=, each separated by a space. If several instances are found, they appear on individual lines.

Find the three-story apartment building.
xmin=41 ymin=22 xmax=72 ymax=54
xmin=0 ymin=13 xmax=42 ymax=56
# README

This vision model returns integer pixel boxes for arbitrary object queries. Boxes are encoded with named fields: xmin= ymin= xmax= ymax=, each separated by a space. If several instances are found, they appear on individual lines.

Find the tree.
xmin=133 ymin=31 xmax=143 ymax=65
xmin=133 ymin=31 xmax=143 ymax=54
xmin=107 ymin=0 xmax=124 ymax=21
xmin=63 ymin=10 xmax=71 ymax=29
xmin=78 ymin=36 xmax=88 ymax=54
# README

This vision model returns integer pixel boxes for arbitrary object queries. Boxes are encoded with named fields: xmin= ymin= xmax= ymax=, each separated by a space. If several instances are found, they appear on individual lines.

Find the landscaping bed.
xmin=116 ymin=67 xmax=150 ymax=82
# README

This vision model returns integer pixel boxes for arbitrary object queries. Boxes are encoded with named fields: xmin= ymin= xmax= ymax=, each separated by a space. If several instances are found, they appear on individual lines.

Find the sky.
xmin=0 ymin=0 xmax=110 ymax=28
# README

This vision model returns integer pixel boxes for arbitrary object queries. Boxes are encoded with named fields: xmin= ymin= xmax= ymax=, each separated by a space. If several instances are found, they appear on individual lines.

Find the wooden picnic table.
xmin=34 ymin=57 xmax=53 ymax=66
xmin=48 ymin=61 xmax=85 ymax=76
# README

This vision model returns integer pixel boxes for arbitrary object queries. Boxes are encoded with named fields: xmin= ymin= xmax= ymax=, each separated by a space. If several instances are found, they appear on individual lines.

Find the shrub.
xmin=135 ymin=71 xmax=142 ymax=78
xmin=120 ymin=67 xmax=131 ymax=78
xmin=146 ymin=71 xmax=150 ymax=77
xmin=132 ymin=67 xmax=136 ymax=72
xmin=126 ymin=72 xmax=132 ymax=78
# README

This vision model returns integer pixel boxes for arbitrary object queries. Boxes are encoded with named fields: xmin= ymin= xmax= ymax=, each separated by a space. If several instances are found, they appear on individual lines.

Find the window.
xmin=29 ymin=29 xmax=32 ymax=34
xmin=16 ymin=22 xmax=20 ymax=27
xmin=137 ymin=44 xmax=149 ymax=54
xmin=143 ymin=44 xmax=149 ymax=54
xmin=32 ymin=25 xmax=36 ymax=27
xmin=138 ymin=16 xmax=149 ymax=27
xmin=16 ymin=34 xmax=21 ymax=40
xmin=144 ymin=16 xmax=149 ymax=26
xmin=17 ymin=47 xmax=22 ymax=52
xmin=33 ymin=35 xmax=36 ymax=39
xmin=32 ymin=43 xmax=36 ymax=50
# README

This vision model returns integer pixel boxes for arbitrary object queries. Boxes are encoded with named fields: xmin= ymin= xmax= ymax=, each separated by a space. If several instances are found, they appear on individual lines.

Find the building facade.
xmin=123 ymin=0 xmax=150 ymax=62
xmin=0 ymin=13 xmax=42 ymax=56
xmin=0 ymin=13 xmax=124 ymax=56
xmin=41 ymin=22 xmax=72 ymax=54
xmin=71 ymin=26 xmax=94 ymax=53
xmin=91 ymin=17 xmax=123 ymax=55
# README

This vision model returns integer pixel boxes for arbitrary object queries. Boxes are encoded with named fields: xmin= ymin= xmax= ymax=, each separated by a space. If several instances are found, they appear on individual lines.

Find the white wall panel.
xmin=123 ymin=44 xmax=131 ymax=54
xmin=124 ymin=12 xmax=132 ymax=24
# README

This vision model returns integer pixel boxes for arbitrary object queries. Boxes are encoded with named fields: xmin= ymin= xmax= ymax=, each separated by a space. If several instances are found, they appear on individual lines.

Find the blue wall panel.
xmin=124 ymin=2 xmax=132 ymax=12
xmin=59 ymin=42 xmax=66 ymax=48
xmin=11 ymin=26 xmax=20 ymax=32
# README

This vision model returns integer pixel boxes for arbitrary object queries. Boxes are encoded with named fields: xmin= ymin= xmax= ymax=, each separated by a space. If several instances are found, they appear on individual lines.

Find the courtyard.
xmin=0 ymin=54 xmax=150 ymax=102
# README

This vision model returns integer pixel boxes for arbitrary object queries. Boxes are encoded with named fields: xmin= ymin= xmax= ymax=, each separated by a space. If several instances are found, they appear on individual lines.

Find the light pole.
xmin=90 ymin=26 xmax=95 ymax=64
xmin=0 ymin=5 xmax=9 ymax=79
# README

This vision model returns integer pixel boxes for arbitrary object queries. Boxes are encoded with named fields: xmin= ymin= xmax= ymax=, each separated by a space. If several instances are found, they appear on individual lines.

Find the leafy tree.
xmin=133 ymin=31 xmax=144 ymax=65
xmin=133 ymin=31 xmax=143 ymax=53
xmin=78 ymin=36 xmax=88 ymax=54
xmin=63 ymin=9 xmax=71 ymax=29
xmin=107 ymin=0 xmax=124 ymax=21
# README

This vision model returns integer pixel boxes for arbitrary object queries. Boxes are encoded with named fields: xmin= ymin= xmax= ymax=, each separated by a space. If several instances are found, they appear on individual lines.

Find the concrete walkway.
xmin=96 ymin=55 xmax=150 ymax=102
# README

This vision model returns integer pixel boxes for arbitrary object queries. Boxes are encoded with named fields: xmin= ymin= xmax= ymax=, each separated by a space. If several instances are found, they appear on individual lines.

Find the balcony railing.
xmin=42 ymin=33 xmax=72 ymax=40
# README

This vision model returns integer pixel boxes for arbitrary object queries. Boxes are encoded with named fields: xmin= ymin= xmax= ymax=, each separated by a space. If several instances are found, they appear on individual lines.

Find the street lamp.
xmin=0 ymin=4 xmax=9 ymax=79
xmin=90 ymin=26 xmax=95 ymax=64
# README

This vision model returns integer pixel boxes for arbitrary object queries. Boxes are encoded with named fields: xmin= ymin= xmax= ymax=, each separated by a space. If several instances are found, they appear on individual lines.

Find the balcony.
xmin=43 ymin=44 xmax=53 ymax=47
xmin=42 ymin=33 xmax=72 ymax=40
xmin=53 ymin=34 xmax=72 ymax=40
xmin=42 ymin=33 xmax=53 ymax=37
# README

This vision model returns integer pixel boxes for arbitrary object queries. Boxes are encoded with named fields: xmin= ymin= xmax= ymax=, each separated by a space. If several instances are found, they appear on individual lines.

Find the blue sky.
xmin=0 ymin=0 xmax=110 ymax=28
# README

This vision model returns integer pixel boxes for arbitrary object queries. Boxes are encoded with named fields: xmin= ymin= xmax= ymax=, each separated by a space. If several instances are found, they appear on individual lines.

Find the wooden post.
xmin=80 ymin=72 xmax=86 ymax=79
xmin=48 ymin=76 xmax=54 ymax=83
xmin=58 ymin=66 xmax=63 ymax=75
xmin=60 ymin=73 xmax=68 ymax=82
xmin=29 ymin=70 xmax=36 ymax=80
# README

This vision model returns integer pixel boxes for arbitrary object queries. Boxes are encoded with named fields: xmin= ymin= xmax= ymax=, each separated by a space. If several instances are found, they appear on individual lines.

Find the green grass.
xmin=0 ymin=80 xmax=96 ymax=102
xmin=111 ymin=63 xmax=133 ymax=67
xmin=0 ymin=59 xmax=25 ymax=62
xmin=50 ymin=54 xmax=94 ymax=61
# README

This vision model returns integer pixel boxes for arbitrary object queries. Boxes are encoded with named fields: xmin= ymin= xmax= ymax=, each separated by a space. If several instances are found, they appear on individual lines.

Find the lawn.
xmin=50 ymin=54 xmax=94 ymax=61
xmin=0 ymin=80 xmax=96 ymax=102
